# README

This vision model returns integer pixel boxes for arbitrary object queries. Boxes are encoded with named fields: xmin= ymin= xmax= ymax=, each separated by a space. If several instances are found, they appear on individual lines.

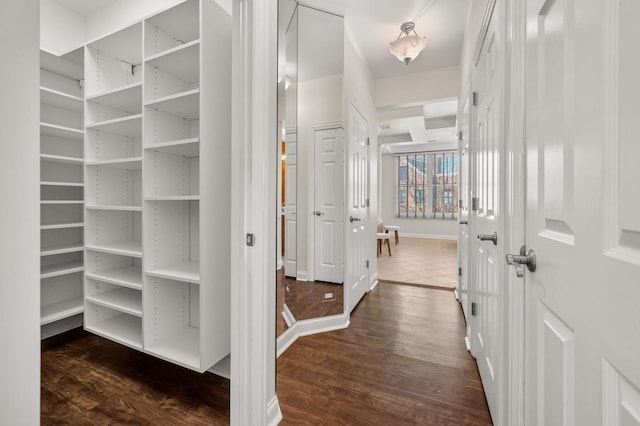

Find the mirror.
xmin=277 ymin=2 xmax=345 ymax=337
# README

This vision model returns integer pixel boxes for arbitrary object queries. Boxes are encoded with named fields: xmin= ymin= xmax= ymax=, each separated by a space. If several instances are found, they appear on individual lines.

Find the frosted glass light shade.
xmin=389 ymin=35 xmax=427 ymax=65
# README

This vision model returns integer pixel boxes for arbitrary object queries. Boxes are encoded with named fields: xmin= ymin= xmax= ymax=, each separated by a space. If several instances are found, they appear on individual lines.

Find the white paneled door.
xmin=524 ymin=0 xmax=640 ymax=425
xmin=313 ymin=127 xmax=343 ymax=283
xmin=284 ymin=130 xmax=297 ymax=277
xmin=346 ymin=103 xmax=369 ymax=313
xmin=471 ymin=3 xmax=504 ymax=424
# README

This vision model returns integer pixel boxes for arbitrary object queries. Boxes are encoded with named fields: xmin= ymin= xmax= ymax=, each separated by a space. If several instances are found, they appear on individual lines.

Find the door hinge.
xmin=459 ymin=199 xmax=463 ymax=208
xmin=246 ymin=233 xmax=255 ymax=247
xmin=471 ymin=302 xmax=478 ymax=316
xmin=365 ymin=198 xmax=370 ymax=207
xmin=366 ymin=137 xmax=370 ymax=146
xmin=366 ymin=260 xmax=369 ymax=269
xmin=458 ymin=131 xmax=463 ymax=141
xmin=472 ymin=91 xmax=479 ymax=106
xmin=458 ymin=267 xmax=462 ymax=277
xmin=472 ymin=197 xmax=479 ymax=212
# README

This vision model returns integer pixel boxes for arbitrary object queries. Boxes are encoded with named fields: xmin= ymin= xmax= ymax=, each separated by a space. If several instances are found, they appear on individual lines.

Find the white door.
xmin=345 ymin=103 xmax=369 ymax=313
xmin=284 ymin=130 xmax=297 ymax=277
xmin=524 ymin=0 xmax=640 ymax=424
xmin=458 ymin=86 xmax=471 ymax=332
xmin=314 ymin=127 xmax=343 ymax=283
xmin=470 ymin=5 xmax=504 ymax=424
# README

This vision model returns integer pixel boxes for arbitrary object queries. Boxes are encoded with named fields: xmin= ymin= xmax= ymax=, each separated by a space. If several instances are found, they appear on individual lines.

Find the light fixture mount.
xmin=389 ymin=21 xmax=428 ymax=65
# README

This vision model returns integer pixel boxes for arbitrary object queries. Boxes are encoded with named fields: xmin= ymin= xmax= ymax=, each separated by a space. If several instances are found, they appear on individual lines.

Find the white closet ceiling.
xmin=53 ymin=0 xmax=114 ymax=16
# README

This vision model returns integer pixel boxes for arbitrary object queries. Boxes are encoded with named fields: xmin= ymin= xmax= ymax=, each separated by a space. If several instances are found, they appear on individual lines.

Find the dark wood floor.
xmin=277 ymin=282 xmax=493 ymax=425
xmin=41 ymin=330 xmax=230 ymax=425
xmin=42 ymin=283 xmax=490 ymax=425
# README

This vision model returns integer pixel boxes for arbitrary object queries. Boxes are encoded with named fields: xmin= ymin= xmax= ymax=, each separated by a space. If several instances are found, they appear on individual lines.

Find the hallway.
xmin=277 ymin=282 xmax=492 ymax=424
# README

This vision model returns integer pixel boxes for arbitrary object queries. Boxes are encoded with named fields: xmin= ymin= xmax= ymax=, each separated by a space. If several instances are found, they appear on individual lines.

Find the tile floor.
xmin=377 ymin=237 xmax=458 ymax=289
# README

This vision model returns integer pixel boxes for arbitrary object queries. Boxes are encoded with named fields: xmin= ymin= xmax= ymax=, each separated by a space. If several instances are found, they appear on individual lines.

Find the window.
xmin=396 ymin=151 xmax=458 ymax=219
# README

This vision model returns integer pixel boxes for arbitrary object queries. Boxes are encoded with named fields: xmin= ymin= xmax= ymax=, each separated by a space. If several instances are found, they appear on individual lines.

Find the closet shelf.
xmin=85 ymin=205 xmax=142 ymax=212
xmin=85 ymin=114 xmax=142 ymax=137
xmin=86 ymin=241 xmax=142 ymax=258
xmin=85 ymin=157 xmax=142 ymax=170
xmin=41 ymin=243 xmax=84 ymax=257
xmin=41 ymin=50 xmax=83 ymax=81
xmin=40 ymin=122 xmax=84 ymax=140
xmin=40 ymin=222 xmax=84 ymax=230
xmin=86 ymin=287 xmax=142 ymax=317
xmin=144 ymin=89 xmax=199 ymax=120
xmin=86 ymin=81 xmax=142 ymax=113
xmin=40 ymin=200 xmax=84 ymax=205
xmin=41 ymin=297 xmax=84 ymax=325
xmin=146 ymin=261 xmax=200 ymax=284
xmin=40 ymin=87 xmax=83 ymax=112
xmin=85 ymin=313 xmax=142 ymax=350
xmin=41 ymin=261 xmax=84 ymax=279
xmin=145 ymin=196 xmax=199 ymax=202
xmin=144 ymin=138 xmax=199 ymax=157
xmin=147 ymin=326 xmax=200 ymax=371
xmin=145 ymin=40 xmax=200 ymax=83
xmin=86 ymin=265 xmax=142 ymax=290
xmin=41 ymin=181 xmax=85 ymax=187
xmin=40 ymin=153 xmax=84 ymax=165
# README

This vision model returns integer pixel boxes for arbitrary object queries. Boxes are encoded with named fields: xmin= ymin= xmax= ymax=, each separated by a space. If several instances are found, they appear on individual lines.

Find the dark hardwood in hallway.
xmin=277 ymin=282 xmax=492 ymax=425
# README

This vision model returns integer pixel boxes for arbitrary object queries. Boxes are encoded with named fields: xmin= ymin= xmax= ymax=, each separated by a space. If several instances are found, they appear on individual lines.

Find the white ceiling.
xmin=53 ymin=0 xmax=114 ymax=17
xmin=300 ymin=0 xmax=471 ymax=80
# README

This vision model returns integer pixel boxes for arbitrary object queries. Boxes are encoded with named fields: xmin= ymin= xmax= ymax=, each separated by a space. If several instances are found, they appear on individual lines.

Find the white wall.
xmin=296 ymin=74 xmax=343 ymax=276
xmin=343 ymin=24 xmax=378 ymax=281
xmin=40 ymin=0 xmax=85 ymax=54
xmin=380 ymin=154 xmax=458 ymax=239
xmin=0 ymin=1 xmax=41 ymax=424
xmin=375 ymin=66 xmax=461 ymax=109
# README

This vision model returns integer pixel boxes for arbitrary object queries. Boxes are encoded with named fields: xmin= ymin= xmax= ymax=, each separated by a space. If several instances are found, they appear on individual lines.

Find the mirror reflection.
xmin=277 ymin=3 xmax=345 ymax=337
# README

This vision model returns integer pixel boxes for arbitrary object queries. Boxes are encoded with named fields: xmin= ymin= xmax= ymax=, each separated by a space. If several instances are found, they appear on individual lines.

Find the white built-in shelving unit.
xmin=40 ymin=49 xmax=86 ymax=338
xmin=82 ymin=0 xmax=231 ymax=372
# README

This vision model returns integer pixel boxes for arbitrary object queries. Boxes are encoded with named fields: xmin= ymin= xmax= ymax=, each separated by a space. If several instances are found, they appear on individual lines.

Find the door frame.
xmin=307 ymin=121 xmax=343 ymax=282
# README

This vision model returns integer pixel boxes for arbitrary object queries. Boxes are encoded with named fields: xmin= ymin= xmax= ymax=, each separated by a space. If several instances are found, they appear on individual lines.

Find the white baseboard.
xmin=267 ymin=395 xmax=283 ymax=426
xmin=399 ymin=232 xmax=458 ymax=241
xmin=454 ymin=288 xmax=459 ymax=300
xmin=277 ymin=313 xmax=350 ymax=357
xmin=369 ymin=272 xmax=379 ymax=291
xmin=296 ymin=271 xmax=308 ymax=281
xmin=465 ymin=336 xmax=471 ymax=352
xmin=276 ymin=260 xmax=283 ymax=270
xmin=282 ymin=303 xmax=295 ymax=327
xmin=207 ymin=355 xmax=231 ymax=379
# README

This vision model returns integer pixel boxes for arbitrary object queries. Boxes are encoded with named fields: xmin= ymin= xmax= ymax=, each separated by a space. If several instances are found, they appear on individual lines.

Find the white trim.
xmin=276 ymin=259 xmax=283 ymax=270
xmin=307 ymin=121 xmax=343 ymax=282
xmin=281 ymin=303 xmax=295 ymax=327
xmin=399 ymin=232 xmax=458 ymax=241
xmin=465 ymin=336 xmax=471 ymax=352
xmin=296 ymin=271 xmax=308 ymax=281
xmin=266 ymin=396 xmax=283 ymax=426
xmin=276 ymin=313 xmax=350 ymax=357
xmin=369 ymin=271 xmax=379 ymax=291
xmin=230 ymin=0 xmax=280 ymax=424
xmin=454 ymin=288 xmax=460 ymax=301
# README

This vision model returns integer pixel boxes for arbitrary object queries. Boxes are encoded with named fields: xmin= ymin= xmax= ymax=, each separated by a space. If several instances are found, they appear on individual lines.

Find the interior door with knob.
xmin=284 ymin=130 xmax=297 ymax=277
xmin=345 ymin=102 xmax=369 ymax=313
xmin=470 ymin=3 xmax=505 ymax=424
xmin=314 ymin=127 xmax=343 ymax=283
xmin=524 ymin=0 xmax=640 ymax=424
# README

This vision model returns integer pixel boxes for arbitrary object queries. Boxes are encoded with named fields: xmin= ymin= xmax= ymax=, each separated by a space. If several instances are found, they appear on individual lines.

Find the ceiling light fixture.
xmin=389 ymin=22 xmax=427 ymax=65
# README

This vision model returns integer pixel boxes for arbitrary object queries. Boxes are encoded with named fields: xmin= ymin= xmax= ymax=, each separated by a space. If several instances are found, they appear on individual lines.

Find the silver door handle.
xmin=506 ymin=245 xmax=536 ymax=277
xmin=349 ymin=216 xmax=361 ymax=223
xmin=314 ymin=211 xmax=325 ymax=216
xmin=477 ymin=231 xmax=497 ymax=245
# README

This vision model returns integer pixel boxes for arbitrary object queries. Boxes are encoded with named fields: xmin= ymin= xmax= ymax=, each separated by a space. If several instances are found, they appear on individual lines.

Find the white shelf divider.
xmin=146 ymin=261 xmax=200 ymax=284
xmin=41 ymin=181 xmax=85 ymax=187
xmin=41 ymin=297 xmax=84 ymax=325
xmin=143 ymin=138 xmax=199 ymax=156
xmin=40 ymin=123 xmax=84 ymax=140
xmin=85 ymin=205 xmax=142 ymax=212
xmin=144 ymin=89 xmax=199 ymax=120
xmin=85 ymin=241 xmax=142 ymax=258
xmin=40 ymin=200 xmax=84 ymax=205
xmin=85 ymin=157 xmax=142 ymax=170
xmin=41 ymin=261 xmax=84 ymax=279
xmin=41 ymin=243 xmax=84 ymax=257
xmin=86 ymin=265 xmax=142 ymax=290
xmin=40 ymin=153 xmax=84 ymax=165
xmin=40 ymin=222 xmax=84 ymax=230
xmin=86 ymin=287 xmax=142 ymax=317
xmin=40 ymin=87 xmax=83 ymax=112
xmin=85 ymin=114 xmax=142 ymax=137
